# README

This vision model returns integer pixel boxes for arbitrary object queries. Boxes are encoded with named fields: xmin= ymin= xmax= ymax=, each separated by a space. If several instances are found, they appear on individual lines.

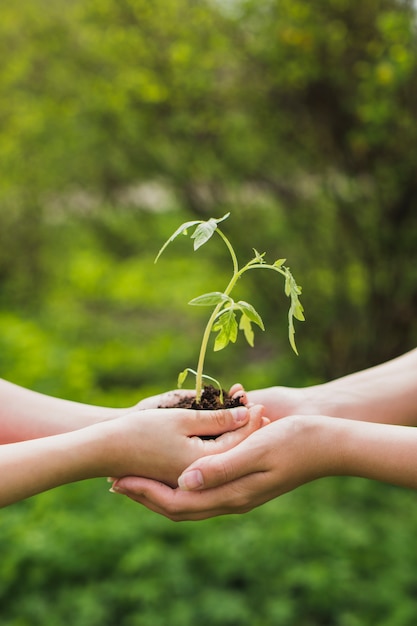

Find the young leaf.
xmin=155 ymin=219 xmax=202 ymax=263
xmin=189 ymin=292 xmax=232 ymax=307
xmin=247 ymin=249 xmax=267 ymax=266
xmin=212 ymin=309 xmax=238 ymax=351
xmin=283 ymin=267 xmax=305 ymax=354
xmin=178 ymin=368 xmax=191 ymax=388
xmin=273 ymin=259 xmax=286 ymax=268
xmin=237 ymin=301 xmax=265 ymax=329
xmin=292 ymin=300 xmax=305 ymax=322
xmin=288 ymin=315 xmax=298 ymax=355
xmin=191 ymin=213 xmax=230 ymax=251
xmin=284 ymin=272 xmax=292 ymax=297
xmin=239 ymin=313 xmax=255 ymax=347
xmin=253 ymin=248 xmax=266 ymax=263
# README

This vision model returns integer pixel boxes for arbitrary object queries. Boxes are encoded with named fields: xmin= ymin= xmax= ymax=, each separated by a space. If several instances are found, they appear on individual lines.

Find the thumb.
xmin=189 ymin=405 xmax=249 ymax=437
xmin=178 ymin=441 xmax=251 ymax=491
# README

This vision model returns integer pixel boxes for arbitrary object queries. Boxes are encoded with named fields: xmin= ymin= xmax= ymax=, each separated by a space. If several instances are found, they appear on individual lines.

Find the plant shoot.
xmin=155 ymin=213 xmax=304 ymax=404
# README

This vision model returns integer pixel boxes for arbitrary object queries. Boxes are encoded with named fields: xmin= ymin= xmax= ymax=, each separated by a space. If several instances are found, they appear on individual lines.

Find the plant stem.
xmin=195 ymin=229 xmax=239 ymax=403
xmin=194 ymin=231 xmax=288 ymax=403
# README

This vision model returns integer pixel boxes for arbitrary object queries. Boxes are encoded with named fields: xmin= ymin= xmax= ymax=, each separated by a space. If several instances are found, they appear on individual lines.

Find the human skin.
xmin=111 ymin=348 xmax=417 ymax=520
xmin=0 ymin=378 xmax=130 ymax=443
xmin=246 ymin=348 xmax=417 ymax=426
xmin=0 ymin=401 xmax=264 ymax=508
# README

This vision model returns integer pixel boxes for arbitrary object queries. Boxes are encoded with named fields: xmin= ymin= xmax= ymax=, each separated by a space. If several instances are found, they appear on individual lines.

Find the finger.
xmin=112 ymin=474 xmax=268 ymax=520
xmin=109 ymin=476 xmax=222 ymax=520
xmin=178 ymin=429 xmax=266 ymax=491
xmin=229 ymin=382 xmax=243 ymax=397
xmin=110 ymin=477 xmax=215 ymax=520
xmin=204 ymin=405 xmax=265 ymax=451
xmin=229 ymin=383 xmax=248 ymax=405
xmin=187 ymin=405 xmax=250 ymax=437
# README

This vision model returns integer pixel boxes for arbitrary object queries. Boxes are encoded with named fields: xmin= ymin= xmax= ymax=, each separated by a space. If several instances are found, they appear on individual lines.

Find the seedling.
xmin=156 ymin=213 xmax=304 ymax=405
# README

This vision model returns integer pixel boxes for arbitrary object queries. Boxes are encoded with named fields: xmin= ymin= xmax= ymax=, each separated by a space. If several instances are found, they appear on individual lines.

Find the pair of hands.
xmin=110 ymin=384 xmax=327 ymax=520
xmin=106 ymin=387 xmax=266 ymax=488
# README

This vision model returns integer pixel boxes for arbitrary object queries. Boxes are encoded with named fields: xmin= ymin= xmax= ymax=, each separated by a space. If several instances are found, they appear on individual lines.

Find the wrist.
xmin=84 ymin=414 xmax=150 ymax=479
xmin=299 ymin=382 xmax=356 ymax=419
xmin=47 ymin=420 xmax=129 ymax=483
xmin=246 ymin=385 xmax=353 ymax=421
xmin=292 ymin=414 xmax=348 ymax=478
xmin=79 ymin=419 xmax=127 ymax=478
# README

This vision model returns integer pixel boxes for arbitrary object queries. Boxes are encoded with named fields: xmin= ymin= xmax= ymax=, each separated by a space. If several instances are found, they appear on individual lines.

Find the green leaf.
xmin=273 ymin=258 xmax=286 ymax=268
xmin=155 ymin=213 xmax=230 ymax=260
xmin=237 ymin=300 xmax=265 ymax=329
xmin=253 ymin=248 xmax=266 ymax=263
xmin=177 ymin=368 xmax=191 ymax=388
xmin=212 ymin=308 xmax=238 ymax=351
xmin=191 ymin=213 xmax=230 ymax=251
xmin=293 ymin=301 xmax=305 ymax=322
xmin=283 ymin=267 xmax=305 ymax=354
xmin=155 ymin=219 xmax=202 ymax=262
xmin=288 ymin=316 xmax=298 ymax=355
xmin=248 ymin=248 xmax=266 ymax=265
xmin=189 ymin=292 xmax=232 ymax=307
xmin=284 ymin=273 xmax=292 ymax=297
xmin=239 ymin=313 xmax=255 ymax=347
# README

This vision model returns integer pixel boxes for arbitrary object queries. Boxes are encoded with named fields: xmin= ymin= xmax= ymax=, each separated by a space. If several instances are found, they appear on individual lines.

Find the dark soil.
xmin=158 ymin=385 xmax=245 ymax=440
xmin=159 ymin=385 xmax=244 ymax=410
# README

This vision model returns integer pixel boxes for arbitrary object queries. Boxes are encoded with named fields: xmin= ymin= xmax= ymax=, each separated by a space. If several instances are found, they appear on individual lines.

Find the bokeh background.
xmin=1 ymin=0 xmax=417 ymax=624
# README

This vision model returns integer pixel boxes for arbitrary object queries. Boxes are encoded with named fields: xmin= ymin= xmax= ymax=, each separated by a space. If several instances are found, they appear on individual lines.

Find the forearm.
xmin=316 ymin=348 xmax=417 ymax=425
xmin=0 ymin=423 xmax=114 ymax=507
xmin=0 ymin=379 xmax=129 ymax=443
xmin=324 ymin=416 xmax=417 ymax=489
xmin=248 ymin=348 xmax=417 ymax=426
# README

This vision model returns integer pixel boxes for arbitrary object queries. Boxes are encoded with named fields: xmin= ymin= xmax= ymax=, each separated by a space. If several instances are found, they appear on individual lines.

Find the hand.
xmin=111 ymin=414 xmax=339 ymax=519
xmin=106 ymin=403 xmax=266 ymax=488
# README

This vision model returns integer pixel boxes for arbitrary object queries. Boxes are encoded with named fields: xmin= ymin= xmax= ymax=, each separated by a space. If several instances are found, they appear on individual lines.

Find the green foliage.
xmin=2 ymin=479 xmax=417 ymax=625
xmin=156 ymin=213 xmax=303 ymax=401
xmin=1 ymin=0 xmax=417 ymax=623
xmin=1 ymin=0 xmax=416 ymax=376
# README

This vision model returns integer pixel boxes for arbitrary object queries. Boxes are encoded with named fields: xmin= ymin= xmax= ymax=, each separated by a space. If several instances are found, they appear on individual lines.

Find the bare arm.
xmin=247 ymin=348 xmax=417 ymax=426
xmin=0 ymin=404 xmax=263 ymax=507
xmin=0 ymin=378 xmax=131 ymax=443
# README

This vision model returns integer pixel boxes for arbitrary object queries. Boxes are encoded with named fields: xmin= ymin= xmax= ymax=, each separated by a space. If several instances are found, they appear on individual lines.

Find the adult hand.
xmin=111 ymin=414 xmax=339 ymax=519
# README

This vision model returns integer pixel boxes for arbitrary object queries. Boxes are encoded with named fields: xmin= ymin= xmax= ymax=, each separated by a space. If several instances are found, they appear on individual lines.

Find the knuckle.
xmin=162 ymin=497 xmax=194 ymax=522
xmin=207 ymin=456 xmax=231 ymax=484
xmin=214 ymin=410 xmax=227 ymax=429
xmin=229 ymin=486 xmax=255 ymax=514
xmin=235 ymin=495 xmax=255 ymax=513
xmin=234 ymin=493 xmax=251 ymax=511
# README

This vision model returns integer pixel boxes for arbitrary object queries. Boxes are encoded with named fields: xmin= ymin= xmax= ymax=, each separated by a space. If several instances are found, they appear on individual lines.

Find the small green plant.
xmin=156 ymin=213 xmax=304 ymax=405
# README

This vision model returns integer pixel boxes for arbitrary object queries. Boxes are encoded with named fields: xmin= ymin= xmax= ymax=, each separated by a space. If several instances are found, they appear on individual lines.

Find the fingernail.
xmin=109 ymin=482 xmax=125 ymax=494
xmin=178 ymin=469 xmax=204 ymax=491
xmin=232 ymin=406 xmax=248 ymax=423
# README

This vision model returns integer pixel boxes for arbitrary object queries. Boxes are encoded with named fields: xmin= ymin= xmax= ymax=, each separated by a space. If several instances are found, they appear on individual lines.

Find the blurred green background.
xmin=1 ymin=0 xmax=417 ymax=624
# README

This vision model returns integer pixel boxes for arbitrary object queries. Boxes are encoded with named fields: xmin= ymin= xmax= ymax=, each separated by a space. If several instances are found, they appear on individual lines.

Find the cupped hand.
xmin=106 ymin=403 xmax=266 ymax=489
xmin=111 ymin=414 xmax=338 ymax=519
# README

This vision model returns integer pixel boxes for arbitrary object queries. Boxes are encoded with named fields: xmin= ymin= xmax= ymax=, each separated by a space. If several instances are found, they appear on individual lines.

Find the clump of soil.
xmin=158 ymin=385 xmax=245 ymax=440
xmin=160 ymin=385 xmax=244 ymax=410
